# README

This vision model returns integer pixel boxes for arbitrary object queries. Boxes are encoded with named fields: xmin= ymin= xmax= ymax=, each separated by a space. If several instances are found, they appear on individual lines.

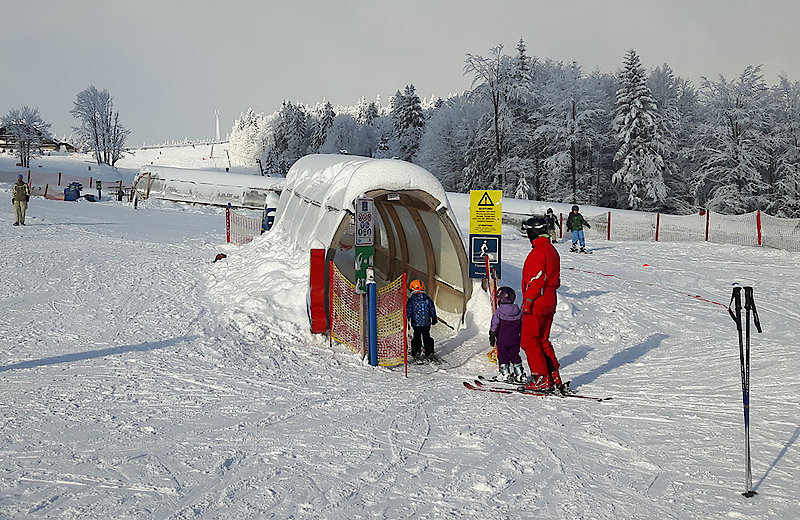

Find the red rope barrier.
xmin=567 ymin=266 xmax=728 ymax=308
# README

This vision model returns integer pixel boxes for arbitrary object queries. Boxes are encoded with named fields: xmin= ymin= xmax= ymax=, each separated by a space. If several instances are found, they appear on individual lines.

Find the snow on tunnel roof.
xmin=273 ymin=154 xmax=456 ymax=253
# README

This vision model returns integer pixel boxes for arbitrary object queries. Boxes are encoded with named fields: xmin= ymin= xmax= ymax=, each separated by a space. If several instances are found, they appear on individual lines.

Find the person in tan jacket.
xmin=12 ymin=174 xmax=30 ymax=226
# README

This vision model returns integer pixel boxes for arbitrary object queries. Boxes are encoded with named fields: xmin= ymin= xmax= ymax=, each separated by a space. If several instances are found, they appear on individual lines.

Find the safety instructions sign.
xmin=469 ymin=190 xmax=503 ymax=235
xmin=468 ymin=190 xmax=503 ymax=279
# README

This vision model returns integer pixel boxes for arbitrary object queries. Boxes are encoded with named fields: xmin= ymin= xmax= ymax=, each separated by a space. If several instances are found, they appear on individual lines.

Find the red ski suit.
xmin=520 ymin=236 xmax=561 ymax=377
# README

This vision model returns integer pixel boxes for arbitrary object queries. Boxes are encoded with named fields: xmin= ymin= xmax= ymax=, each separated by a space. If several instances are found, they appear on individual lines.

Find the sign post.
xmin=354 ymin=197 xmax=375 ymax=295
xmin=468 ymin=190 xmax=503 ymax=279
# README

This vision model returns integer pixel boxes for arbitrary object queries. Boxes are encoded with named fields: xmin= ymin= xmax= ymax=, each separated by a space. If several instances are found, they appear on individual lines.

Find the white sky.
xmin=3 ymin=0 xmax=799 ymax=146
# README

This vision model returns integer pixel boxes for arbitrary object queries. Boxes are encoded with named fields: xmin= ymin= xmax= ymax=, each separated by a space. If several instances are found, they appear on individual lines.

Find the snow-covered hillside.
xmin=1 ymin=151 xmax=798 ymax=518
xmin=0 ymin=143 xmax=257 ymax=186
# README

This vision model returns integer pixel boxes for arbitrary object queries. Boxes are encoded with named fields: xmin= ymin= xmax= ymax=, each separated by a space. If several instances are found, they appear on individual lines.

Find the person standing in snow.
xmin=406 ymin=279 xmax=438 ymax=363
xmin=12 ymin=174 xmax=30 ymax=226
xmin=544 ymin=208 xmax=558 ymax=244
xmin=489 ymin=286 xmax=525 ymax=383
xmin=566 ymin=205 xmax=591 ymax=253
xmin=519 ymin=215 xmax=566 ymax=393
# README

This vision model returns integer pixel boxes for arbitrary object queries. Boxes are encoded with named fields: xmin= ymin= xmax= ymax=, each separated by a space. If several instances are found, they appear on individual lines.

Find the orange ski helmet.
xmin=410 ymin=279 xmax=425 ymax=291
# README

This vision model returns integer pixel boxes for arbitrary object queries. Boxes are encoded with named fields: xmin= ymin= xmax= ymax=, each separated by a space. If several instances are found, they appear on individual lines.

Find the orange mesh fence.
xmin=329 ymin=262 xmax=408 ymax=366
xmin=330 ymin=262 xmax=362 ymax=356
xmin=227 ymin=207 xmax=262 ymax=245
xmin=377 ymin=273 xmax=407 ymax=367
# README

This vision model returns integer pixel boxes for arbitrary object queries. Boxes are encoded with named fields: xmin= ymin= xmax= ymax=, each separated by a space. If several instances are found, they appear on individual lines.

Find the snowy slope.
xmin=1 ymin=164 xmax=799 ymax=518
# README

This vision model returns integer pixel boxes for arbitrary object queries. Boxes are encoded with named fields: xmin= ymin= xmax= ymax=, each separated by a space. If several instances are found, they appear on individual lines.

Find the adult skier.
xmin=12 ymin=174 xmax=30 ymax=226
xmin=520 ymin=216 xmax=565 ymax=393
xmin=566 ymin=205 xmax=591 ymax=253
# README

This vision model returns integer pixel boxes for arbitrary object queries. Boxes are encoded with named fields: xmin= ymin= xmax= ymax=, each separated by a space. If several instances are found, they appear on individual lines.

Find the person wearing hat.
xmin=406 ymin=279 xmax=438 ymax=363
xmin=12 ymin=174 xmax=30 ymax=226
xmin=519 ymin=215 xmax=566 ymax=393
xmin=544 ymin=208 xmax=558 ymax=244
xmin=566 ymin=205 xmax=591 ymax=253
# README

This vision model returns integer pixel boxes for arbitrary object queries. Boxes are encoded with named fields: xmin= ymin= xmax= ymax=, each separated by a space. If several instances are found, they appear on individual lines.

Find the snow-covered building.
xmin=273 ymin=154 xmax=472 ymax=314
xmin=131 ymin=166 xmax=284 ymax=209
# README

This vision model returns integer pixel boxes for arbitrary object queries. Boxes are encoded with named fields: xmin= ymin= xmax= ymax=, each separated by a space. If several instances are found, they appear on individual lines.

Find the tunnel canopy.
xmin=273 ymin=154 xmax=472 ymax=314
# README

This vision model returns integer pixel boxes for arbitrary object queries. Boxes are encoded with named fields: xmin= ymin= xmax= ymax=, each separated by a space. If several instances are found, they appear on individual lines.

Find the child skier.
xmin=566 ymin=205 xmax=591 ymax=253
xmin=407 ymin=279 xmax=438 ymax=363
xmin=489 ymin=286 xmax=526 ymax=383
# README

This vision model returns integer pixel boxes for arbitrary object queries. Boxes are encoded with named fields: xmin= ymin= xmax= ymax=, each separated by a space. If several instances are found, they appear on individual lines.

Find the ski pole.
xmin=436 ymin=317 xmax=455 ymax=330
xmin=729 ymin=285 xmax=761 ymax=498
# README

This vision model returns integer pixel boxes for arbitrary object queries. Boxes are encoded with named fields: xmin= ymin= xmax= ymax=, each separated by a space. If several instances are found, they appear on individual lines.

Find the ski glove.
xmin=522 ymin=298 xmax=536 ymax=314
xmin=488 ymin=331 xmax=497 ymax=347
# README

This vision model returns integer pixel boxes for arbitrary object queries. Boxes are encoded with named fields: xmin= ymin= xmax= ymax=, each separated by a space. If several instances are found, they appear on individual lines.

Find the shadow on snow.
xmin=570 ymin=333 xmax=668 ymax=390
xmin=0 ymin=336 xmax=198 ymax=373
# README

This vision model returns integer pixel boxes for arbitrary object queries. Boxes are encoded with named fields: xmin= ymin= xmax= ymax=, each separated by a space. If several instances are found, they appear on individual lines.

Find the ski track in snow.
xmin=0 ymin=187 xmax=798 ymax=518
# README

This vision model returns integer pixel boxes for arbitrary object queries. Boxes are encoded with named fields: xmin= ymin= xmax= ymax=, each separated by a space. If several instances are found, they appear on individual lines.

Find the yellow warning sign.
xmin=470 ymin=190 xmax=503 ymax=235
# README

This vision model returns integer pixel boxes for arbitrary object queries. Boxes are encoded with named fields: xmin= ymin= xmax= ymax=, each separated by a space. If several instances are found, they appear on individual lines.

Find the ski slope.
xmin=1 ymin=151 xmax=799 ymax=519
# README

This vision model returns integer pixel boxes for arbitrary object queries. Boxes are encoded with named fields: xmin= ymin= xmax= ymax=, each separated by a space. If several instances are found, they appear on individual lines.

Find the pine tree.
xmin=311 ymin=101 xmax=335 ymax=152
xmin=613 ymin=49 xmax=668 ymax=210
xmin=389 ymin=85 xmax=425 ymax=161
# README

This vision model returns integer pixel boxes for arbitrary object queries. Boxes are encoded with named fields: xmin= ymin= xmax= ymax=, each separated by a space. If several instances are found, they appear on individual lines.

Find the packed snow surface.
xmin=1 ymin=150 xmax=799 ymax=518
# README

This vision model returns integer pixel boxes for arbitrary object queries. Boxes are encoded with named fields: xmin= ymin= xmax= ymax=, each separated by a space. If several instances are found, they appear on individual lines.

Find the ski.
xmin=473 ymin=378 xmax=611 ymax=402
xmin=463 ymin=381 xmax=529 ymax=395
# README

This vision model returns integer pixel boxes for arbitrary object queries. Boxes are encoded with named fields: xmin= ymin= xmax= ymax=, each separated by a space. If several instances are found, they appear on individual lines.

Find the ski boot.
xmin=498 ymin=363 xmax=511 ymax=383
xmin=550 ymin=370 xmax=569 ymax=395
xmin=511 ymin=362 xmax=527 ymax=384
xmin=524 ymin=374 xmax=554 ymax=393
xmin=580 ymin=246 xmax=588 ymax=254
xmin=570 ymin=244 xmax=579 ymax=253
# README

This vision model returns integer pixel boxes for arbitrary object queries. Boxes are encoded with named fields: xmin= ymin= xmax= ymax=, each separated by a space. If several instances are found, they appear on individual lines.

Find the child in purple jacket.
xmin=489 ymin=286 xmax=526 ymax=383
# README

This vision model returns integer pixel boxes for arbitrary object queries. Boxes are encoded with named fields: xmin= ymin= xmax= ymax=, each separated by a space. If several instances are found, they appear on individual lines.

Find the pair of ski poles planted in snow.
xmin=728 ymin=285 xmax=762 ymax=498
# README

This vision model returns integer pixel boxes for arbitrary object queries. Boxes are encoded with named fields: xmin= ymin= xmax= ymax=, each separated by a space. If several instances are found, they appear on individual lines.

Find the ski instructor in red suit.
xmin=520 ymin=215 xmax=566 ymax=393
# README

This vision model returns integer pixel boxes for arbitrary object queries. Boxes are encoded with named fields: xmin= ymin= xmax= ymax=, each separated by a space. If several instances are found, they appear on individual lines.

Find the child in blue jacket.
xmin=407 ymin=279 xmax=438 ymax=362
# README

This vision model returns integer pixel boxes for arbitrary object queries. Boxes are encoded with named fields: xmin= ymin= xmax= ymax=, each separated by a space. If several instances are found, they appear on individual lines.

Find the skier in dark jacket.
xmin=12 ymin=174 xmax=30 ymax=226
xmin=544 ymin=208 xmax=558 ymax=244
xmin=566 ymin=205 xmax=591 ymax=253
xmin=406 ymin=279 xmax=438 ymax=362
xmin=489 ymin=286 xmax=525 ymax=383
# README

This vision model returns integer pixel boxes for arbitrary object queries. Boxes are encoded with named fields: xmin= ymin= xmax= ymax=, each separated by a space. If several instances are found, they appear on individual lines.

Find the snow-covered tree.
xmin=319 ymin=113 xmax=375 ymax=157
xmin=271 ymin=101 xmax=309 ymax=174
xmin=388 ymin=85 xmax=425 ymax=161
xmin=613 ymin=50 xmax=668 ymax=210
xmin=1 ymin=106 xmax=51 ymax=168
xmin=692 ymin=66 xmax=771 ymax=213
xmin=648 ymin=64 xmax=700 ymax=213
xmin=311 ymin=101 xmax=335 ymax=152
xmin=229 ymin=108 xmax=266 ymax=166
xmin=417 ymin=97 xmax=469 ymax=190
xmin=767 ymin=76 xmax=800 ymax=216
xmin=536 ymin=61 xmax=605 ymax=203
xmin=464 ymin=45 xmax=516 ymax=191
xmin=70 ymin=85 xmax=129 ymax=166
